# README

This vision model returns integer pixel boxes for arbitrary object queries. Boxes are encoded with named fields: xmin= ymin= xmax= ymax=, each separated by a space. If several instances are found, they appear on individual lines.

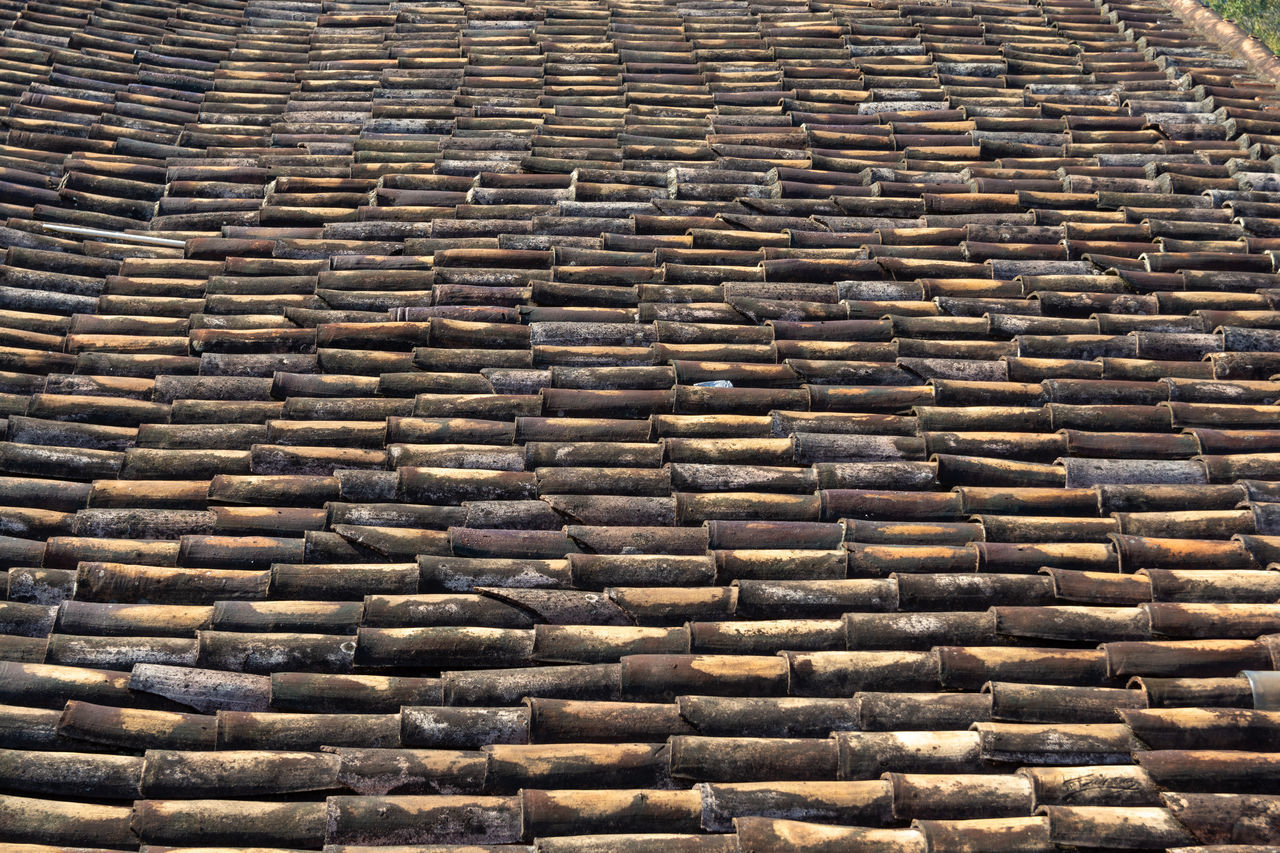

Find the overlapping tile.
xmin=1 ymin=0 xmax=1280 ymax=848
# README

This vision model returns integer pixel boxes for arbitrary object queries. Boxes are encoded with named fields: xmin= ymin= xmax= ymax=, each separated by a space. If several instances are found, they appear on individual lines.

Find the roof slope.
xmin=0 ymin=0 xmax=1279 ymax=848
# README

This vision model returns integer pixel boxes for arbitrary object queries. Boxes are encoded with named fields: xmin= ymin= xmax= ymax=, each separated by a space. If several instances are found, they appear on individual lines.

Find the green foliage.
xmin=1206 ymin=0 xmax=1280 ymax=53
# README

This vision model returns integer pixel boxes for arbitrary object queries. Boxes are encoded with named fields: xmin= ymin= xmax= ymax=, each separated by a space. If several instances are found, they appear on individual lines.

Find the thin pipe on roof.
xmin=38 ymin=223 xmax=187 ymax=247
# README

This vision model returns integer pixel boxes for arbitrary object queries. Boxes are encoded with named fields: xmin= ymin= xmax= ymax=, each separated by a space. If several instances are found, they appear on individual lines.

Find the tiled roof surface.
xmin=0 ymin=0 xmax=1280 ymax=848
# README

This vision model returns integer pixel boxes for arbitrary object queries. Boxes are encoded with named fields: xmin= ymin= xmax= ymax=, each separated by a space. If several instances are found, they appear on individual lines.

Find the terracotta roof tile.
xmin=3 ymin=0 xmax=1280 ymax=846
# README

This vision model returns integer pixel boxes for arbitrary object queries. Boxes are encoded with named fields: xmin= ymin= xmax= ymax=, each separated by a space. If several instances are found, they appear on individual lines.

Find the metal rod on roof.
xmin=38 ymin=223 xmax=187 ymax=247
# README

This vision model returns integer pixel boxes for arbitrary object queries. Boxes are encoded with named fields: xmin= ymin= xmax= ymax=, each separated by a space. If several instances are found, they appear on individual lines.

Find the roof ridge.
xmin=1163 ymin=0 xmax=1280 ymax=85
